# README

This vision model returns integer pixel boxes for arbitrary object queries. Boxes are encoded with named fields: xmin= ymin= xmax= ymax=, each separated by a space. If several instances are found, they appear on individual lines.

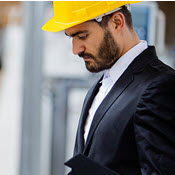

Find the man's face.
xmin=65 ymin=21 xmax=121 ymax=73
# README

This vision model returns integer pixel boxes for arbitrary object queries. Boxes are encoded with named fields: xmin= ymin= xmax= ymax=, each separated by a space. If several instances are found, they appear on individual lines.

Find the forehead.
xmin=65 ymin=21 xmax=102 ymax=36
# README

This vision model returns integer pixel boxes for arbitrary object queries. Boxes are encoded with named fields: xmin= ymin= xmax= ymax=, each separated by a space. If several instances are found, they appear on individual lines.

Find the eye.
xmin=77 ymin=33 xmax=88 ymax=40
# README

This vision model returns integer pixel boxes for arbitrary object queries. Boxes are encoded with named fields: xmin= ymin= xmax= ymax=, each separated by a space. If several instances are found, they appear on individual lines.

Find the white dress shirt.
xmin=84 ymin=40 xmax=148 ymax=143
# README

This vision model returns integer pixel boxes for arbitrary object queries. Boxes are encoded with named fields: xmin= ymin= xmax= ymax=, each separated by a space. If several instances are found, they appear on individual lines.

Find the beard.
xmin=79 ymin=29 xmax=121 ymax=73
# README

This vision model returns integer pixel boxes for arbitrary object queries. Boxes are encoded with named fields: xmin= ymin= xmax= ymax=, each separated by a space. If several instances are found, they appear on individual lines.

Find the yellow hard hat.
xmin=42 ymin=1 xmax=140 ymax=32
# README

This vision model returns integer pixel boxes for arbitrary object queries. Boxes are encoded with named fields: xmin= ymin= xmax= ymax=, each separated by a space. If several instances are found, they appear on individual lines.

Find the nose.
xmin=72 ymin=38 xmax=85 ymax=55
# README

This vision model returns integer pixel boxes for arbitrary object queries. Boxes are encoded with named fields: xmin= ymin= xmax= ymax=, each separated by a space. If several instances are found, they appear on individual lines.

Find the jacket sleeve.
xmin=134 ymin=74 xmax=175 ymax=175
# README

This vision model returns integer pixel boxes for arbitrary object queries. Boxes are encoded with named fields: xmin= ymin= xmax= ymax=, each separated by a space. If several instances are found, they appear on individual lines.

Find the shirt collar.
xmin=104 ymin=40 xmax=148 ymax=83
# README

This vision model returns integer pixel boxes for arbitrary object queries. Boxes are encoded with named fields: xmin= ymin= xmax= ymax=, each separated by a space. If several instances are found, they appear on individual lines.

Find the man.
xmin=42 ymin=1 xmax=175 ymax=175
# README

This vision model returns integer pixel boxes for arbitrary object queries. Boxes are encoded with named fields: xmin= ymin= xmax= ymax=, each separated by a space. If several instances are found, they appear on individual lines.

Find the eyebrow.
xmin=65 ymin=30 xmax=88 ymax=37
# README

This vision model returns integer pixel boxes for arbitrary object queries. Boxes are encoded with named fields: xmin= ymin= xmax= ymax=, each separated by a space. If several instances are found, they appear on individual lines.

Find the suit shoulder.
xmin=146 ymin=58 xmax=175 ymax=85
xmin=135 ymin=59 xmax=175 ymax=113
xmin=150 ymin=58 xmax=175 ymax=74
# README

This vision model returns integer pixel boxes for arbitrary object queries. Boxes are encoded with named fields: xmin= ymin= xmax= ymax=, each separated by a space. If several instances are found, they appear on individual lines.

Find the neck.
xmin=120 ymin=28 xmax=140 ymax=57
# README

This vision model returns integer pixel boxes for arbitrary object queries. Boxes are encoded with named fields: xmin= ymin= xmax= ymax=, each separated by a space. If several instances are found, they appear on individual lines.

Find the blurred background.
xmin=0 ymin=1 xmax=175 ymax=175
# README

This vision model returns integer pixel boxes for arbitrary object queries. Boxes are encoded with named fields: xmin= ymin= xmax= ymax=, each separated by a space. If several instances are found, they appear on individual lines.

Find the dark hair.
xmin=94 ymin=5 xmax=133 ymax=31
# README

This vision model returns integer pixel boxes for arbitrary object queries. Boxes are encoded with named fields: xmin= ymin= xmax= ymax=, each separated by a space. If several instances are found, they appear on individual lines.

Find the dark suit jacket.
xmin=70 ymin=46 xmax=175 ymax=175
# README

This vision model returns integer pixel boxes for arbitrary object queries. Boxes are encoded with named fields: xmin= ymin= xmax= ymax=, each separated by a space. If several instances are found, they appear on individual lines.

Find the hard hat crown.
xmin=42 ymin=1 xmax=140 ymax=32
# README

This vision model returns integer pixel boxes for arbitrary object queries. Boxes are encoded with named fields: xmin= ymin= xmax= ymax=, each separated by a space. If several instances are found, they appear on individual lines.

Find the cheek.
xmin=86 ymin=35 xmax=103 ymax=54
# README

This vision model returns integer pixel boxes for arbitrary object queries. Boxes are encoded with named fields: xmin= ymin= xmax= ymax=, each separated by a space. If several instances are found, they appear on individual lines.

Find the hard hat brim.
xmin=42 ymin=16 xmax=88 ymax=32
xmin=42 ymin=17 xmax=66 ymax=32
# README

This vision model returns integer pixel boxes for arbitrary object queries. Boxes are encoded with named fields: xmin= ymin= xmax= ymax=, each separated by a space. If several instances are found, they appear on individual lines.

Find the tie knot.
xmin=104 ymin=70 xmax=110 ymax=79
xmin=101 ymin=75 xmax=112 ymax=92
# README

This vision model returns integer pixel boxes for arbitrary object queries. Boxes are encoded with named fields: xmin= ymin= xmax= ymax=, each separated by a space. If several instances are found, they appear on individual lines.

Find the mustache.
xmin=78 ymin=52 xmax=95 ymax=59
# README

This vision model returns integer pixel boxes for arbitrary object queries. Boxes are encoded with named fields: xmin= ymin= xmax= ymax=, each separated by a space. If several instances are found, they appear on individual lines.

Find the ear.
xmin=111 ymin=12 xmax=125 ymax=32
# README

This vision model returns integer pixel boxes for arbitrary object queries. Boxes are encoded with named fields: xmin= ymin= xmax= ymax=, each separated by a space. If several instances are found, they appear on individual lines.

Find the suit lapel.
xmin=83 ymin=67 xmax=134 ymax=153
xmin=76 ymin=76 xmax=103 ymax=153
